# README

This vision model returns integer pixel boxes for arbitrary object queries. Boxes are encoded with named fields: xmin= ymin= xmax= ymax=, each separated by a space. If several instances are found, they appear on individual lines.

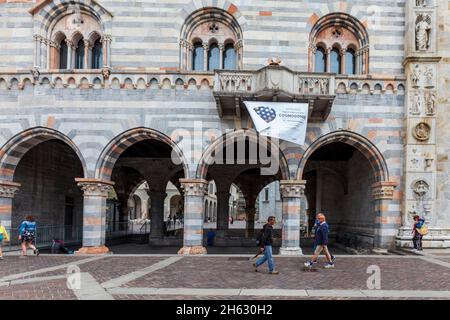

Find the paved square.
xmin=1 ymin=252 xmax=450 ymax=300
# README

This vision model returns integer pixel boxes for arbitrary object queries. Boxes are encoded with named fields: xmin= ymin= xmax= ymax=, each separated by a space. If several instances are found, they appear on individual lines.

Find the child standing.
xmin=0 ymin=221 xmax=10 ymax=260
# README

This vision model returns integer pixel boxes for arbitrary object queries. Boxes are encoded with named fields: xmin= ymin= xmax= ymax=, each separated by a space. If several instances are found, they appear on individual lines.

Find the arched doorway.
xmin=297 ymin=131 xmax=397 ymax=250
xmin=197 ymin=129 xmax=289 ymax=245
xmin=0 ymin=128 xmax=86 ymax=246
xmin=96 ymin=128 xmax=188 ymax=247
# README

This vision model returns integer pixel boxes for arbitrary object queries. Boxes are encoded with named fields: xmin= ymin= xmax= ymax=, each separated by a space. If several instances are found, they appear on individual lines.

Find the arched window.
xmin=192 ymin=42 xmax=204 ymax=71
xmin=92 ymin=39 xmax=103 ymax=69
xmin=330 ymin=48 xmax=341 ymax=74
xmin=75 ymin=39 xmax=85 ymax=69
xmin=59 ymin=38 xmax=68 ymax=69
xmin=315 ymin=47 xmax=326 ymax=72
xmin=180 ymin=8 xmax=243 ymax=70
xmin=346 ymin=48 xmax=356 ymax=75
xmin=208 ymin=43 xmax=220 ymax=71
xmin=309 ymin=13 xmax=369 ymax=74
xmin=223 ymin=43 xmax=236 ymax=70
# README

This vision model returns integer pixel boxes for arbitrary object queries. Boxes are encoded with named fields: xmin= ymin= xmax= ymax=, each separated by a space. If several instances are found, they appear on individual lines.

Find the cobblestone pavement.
xmin=0 ymin=253 xmax=450 ymax=300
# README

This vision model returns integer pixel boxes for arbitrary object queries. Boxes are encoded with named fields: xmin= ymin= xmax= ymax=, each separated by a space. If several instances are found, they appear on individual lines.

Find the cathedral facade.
xmin=0 ymin=0 xmax=449 ymax=254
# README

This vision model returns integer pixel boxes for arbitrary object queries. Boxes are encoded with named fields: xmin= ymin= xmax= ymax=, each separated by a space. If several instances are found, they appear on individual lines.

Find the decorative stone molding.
xmin=0 ymin=181 xmax=21 ymax=198
xmin=412 ymin=122 xmax=431 ymax=141
xmin=179 ymin=179 xmax=208 ymax=197
xmin=372 ymin=182 xmax=397 ymax=200
xmin=177 ymin=246 xmax=207 ymax=255
xmin=75 ymin=178 xmax=115 ymax=197
xmin=280 ymin=180 xmax=306 ymax=198
xmin=412 ymin=180 xmax=429 ymax=199
xmin=30 ymin=67 xmax=40 ymax=82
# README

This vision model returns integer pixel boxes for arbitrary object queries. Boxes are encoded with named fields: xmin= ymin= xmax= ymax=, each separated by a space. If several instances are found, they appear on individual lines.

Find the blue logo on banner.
xmin=254 ymin=106 xmax=277 ymax=123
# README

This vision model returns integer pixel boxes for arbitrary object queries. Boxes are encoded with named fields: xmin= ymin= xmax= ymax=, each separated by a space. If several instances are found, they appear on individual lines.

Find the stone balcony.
xmin=213 ymin=65 xmax=336 ymax=122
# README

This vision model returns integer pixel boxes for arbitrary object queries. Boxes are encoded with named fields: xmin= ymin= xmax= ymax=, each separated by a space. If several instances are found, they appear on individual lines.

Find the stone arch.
xmin=196 ymin=129 xmax=290 ymax=181
xmin=0 ymin=127 xmax=88 ymax=182
xmin=95 ymin=127 xmax=190 ymax=181
xmin=296 ymin=130 xmax=389 ymax=183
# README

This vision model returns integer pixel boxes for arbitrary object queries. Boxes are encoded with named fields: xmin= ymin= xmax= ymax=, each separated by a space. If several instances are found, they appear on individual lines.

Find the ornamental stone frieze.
xmin=0 ymin=181 xmax=21 ymax=198
xmin=75 ymin=178 xmax=115 ymax=197
xmin=179 ymin=179 xmax=208 ymax=197
xmin=280 ymin=180 xmax=306 ymax=198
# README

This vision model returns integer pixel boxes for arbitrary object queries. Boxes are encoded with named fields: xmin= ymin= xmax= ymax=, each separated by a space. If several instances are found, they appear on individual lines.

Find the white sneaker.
xmin=324 ymin=263 xmax=335 ymax=269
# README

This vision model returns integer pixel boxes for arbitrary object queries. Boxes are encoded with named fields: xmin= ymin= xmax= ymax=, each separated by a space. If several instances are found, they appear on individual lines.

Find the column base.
xmin=371 ymin=248 xmax=389 ymax=255
xmin=279 ymin=247 xmax=303 ymax=256
xmin=177 ymin=246 xmax=207 ymax=255
xmin=75 ymin=245 xmax=110 ymax=255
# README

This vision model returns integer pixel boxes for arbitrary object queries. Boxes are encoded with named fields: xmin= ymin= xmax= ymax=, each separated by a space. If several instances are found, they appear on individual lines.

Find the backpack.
xmin=255 ymin=227 xmax=266 ymax=246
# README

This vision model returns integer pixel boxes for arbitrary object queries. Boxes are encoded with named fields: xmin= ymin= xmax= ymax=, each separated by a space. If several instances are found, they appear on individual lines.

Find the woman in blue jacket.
xmin=18 ymin=215 xmax=39 ymax=257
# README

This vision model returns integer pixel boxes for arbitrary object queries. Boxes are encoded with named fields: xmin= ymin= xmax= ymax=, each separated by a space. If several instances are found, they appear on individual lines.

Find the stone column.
xmin=372 ymin=181 xmax=398 ymax=252
xmin=325 ymin=48 xmax=332 ymax=72
xmin=219 ymin=44 xmax=224 ymax=69
xmin=341 ymin=48 xmax=347 ymax=74
xmin=279 ymin=180 xmax=306 ymax=255
xmin=33 ymin=35 xmax=41 ymax=68
xmin=0 ymin=181 xmax=21 ymax=229
xmin=203 ymin=43 xmax=209 ymax=71
xmin=75 ymin=178 xmax=114 ymax=254
xmin=65 ymin=39 xmax=74 ymax=69
xmin=216 ymin=190 xmax=230 ymax=234
xmin=84 ymin=39 xmax=92 ymax=69
xmin=245 ymin=202 xmax=256 ymax=238
xmin=178 ymin=179 xmax=208 ymax=255
xmin=101 ymin=35 xmax=112 ymax=68
xmin=148 ymin=190 xmax=167 ymax=239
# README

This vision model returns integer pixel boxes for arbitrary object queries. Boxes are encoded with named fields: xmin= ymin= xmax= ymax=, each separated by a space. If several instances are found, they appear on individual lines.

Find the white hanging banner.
xmin=244 ymin=101 xmax=309 ymax=145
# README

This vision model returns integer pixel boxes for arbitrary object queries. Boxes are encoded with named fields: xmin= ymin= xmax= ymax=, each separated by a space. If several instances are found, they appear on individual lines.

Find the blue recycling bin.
xmin=207 ymin=230 xmax=216 ymax=246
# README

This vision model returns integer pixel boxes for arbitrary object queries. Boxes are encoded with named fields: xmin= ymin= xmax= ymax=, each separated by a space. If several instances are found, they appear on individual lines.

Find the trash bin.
xmin=207 ymin=230 xmax=216 ymax=246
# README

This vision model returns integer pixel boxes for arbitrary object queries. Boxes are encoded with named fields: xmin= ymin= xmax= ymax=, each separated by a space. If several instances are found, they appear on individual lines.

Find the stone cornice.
xmin=403 ymin=56 xmax=442 ymax=66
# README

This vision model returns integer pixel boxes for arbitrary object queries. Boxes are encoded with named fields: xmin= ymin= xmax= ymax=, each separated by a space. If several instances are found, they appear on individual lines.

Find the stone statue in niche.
xmin=413 ymin=122 xmax=431 ymax=141
xmin=411 ymin=92 xmax=422 ymax=115
xmin=424 ymin=67 xmax=434 ymax=88
xmin=413 ymin=180 xmax=429 ymax=199
xmin=416 ymin=13 xmax=432 ymax=51
xmin=411 ymin=64 xmax=421 ymax=88
xmin=425 ymin=92 xmax=436 ymax=115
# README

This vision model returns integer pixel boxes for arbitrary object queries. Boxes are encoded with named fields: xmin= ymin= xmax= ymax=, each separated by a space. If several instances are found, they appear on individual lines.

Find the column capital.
xmin=75 ymin=178 xmax=115 ymax=197
xmin=280 ymin=180 xmax=306 ymax=198
xmin=101 ymin=34 xmax=112 ymax=43
xmin=179 ymin=179 xmax=208 ymax=196
xmin=372 ymin=181 xmax=397 ymax=200
xmin=0 ymin=180 xmax=21 ymax=198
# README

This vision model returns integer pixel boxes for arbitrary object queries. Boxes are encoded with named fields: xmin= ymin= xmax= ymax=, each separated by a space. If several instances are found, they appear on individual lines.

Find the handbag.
xmin=417 ymin=225 xmax=428 ymax=236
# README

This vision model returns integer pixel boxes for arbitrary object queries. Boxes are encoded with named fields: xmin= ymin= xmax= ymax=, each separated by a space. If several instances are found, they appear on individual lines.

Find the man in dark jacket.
xmin=304 ymin=213 xmax=335 ymax=269
xmin=252 ymin=216 xmax=279 ymax=274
